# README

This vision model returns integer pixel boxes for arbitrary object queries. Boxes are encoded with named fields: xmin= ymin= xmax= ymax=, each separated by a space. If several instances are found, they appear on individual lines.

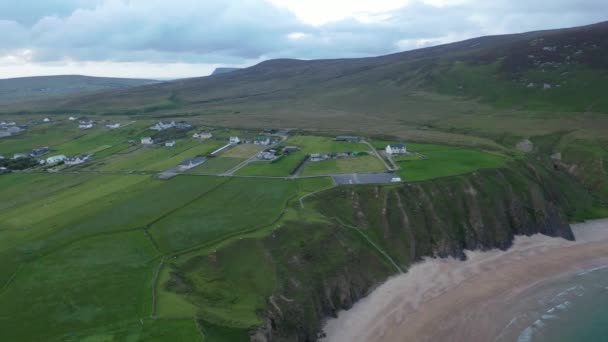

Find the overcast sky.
xmin=0 ymin=0 xmax=606 ymax=79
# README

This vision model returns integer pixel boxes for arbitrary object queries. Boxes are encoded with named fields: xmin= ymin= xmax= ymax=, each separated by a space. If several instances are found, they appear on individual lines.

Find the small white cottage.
xmin=386 ymin=144 xmax=407 ymax=155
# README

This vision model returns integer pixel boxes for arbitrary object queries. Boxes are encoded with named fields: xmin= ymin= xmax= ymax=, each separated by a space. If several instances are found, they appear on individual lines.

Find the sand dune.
xmin=322 ymin=219 xmax=608 ymax=342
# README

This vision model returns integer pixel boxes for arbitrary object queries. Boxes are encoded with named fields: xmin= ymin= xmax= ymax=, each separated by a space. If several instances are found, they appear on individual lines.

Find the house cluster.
xmin=193 ymin=132 xmax=213 ymax=139
xmin=253 ymin=136 xmax=279 ymax=146
xmin=385 ymin=143 xmax=408 ymax=155
xmin=11 ymin=146 xmax=51 ymax=160
xmin=0 ymin=121 xmax=24 ymax=138
xmin=64 ymin=154 xmax=93 ymax=166
xmin=141 ymin=137 xmax=176 ymax=148
xmin=151 ymin=121 xmax=193 ymax=131
xmin=257 ymin=149 xmax=279 ymax=161
xmin=79 ymin=120 xmax=95 ymax=129
xmin=310 ymin=151 xmax=367 ymax=162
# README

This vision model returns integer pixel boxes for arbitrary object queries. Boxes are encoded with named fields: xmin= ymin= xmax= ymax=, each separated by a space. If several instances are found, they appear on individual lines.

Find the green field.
xmin=397 ymin=144 xmax=509 ymax=181
xmin=0 ymin=169 xmax=344 ymax=340
xmin=286 ymin=136 xmax=369 ymax=154
xmin=301 ymin=154 xmax=386 ymax=176
xmin=235 ymin=152 xmax=306 ymax=177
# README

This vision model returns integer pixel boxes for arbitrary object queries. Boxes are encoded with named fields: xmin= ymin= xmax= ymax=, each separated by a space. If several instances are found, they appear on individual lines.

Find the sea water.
xmin=513 ymin=266 xmax=608 ymax=342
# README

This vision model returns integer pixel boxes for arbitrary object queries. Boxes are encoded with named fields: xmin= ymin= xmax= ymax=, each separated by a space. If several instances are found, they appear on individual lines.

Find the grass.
xmin=189 ymin=156 xmax=245 ymax=174
xmin=221 ymin=144 xmax=264 ymax=158
xmin=149 ymin=177 xmax=298 ymax=253
xmin=396 ymin=144 xmax=509 ymax=181
xmin=0 ymin=230 xmax=160 ymax=341
xmin=285 ymin=136 xmax=369 ymax=154
xmin=301 ymin=155 xmax=386 ymax=176
xmin=235 ymin=152 xmax=306 ymax=177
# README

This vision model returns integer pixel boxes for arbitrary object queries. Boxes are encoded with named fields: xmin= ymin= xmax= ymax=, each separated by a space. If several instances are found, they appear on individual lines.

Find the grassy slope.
xmin=0 ymin=75 xmax=159 ymax=105
xmin=397 ymin=144 xmax=510 ymax=181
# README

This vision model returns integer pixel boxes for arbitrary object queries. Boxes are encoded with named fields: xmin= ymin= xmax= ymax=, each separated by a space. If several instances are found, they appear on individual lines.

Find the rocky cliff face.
xmin=254 ymin=161 xmax=589 ymax=341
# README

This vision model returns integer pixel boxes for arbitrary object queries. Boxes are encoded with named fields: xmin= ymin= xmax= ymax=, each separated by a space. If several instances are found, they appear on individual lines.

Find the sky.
xmin=0 ymin=0 xmax=606 ymax=79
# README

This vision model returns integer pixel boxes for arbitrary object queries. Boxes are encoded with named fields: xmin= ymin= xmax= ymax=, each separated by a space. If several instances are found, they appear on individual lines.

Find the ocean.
xmin=511 ymin=266 xmax=608 ymax=342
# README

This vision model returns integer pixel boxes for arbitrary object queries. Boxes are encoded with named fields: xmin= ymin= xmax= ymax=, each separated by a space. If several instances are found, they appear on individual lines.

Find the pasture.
xmin=301 ymin=154 xmax=386 ymax=176
xmin=285 ymin=135 xmax=369 ymax=154
xmin=235 ymin=151 xmax=306 ymax=177
xmin=397 ymin=144 xmax=509 ymax=181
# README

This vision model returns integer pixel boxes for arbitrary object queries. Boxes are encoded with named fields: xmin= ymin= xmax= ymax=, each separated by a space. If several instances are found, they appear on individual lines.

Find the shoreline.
xmin=321 ymin=219 xmax=608 ymax=342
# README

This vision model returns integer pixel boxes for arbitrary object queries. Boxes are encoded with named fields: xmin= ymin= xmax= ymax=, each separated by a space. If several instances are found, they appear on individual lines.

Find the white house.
xmin=68 ymin=116 xmax=78 ymax=121
xmin=43 ymin=118 xmax=51 ymax=123
xmin=229 ymin=136 xmax=241 ymax=144
xmin=79 ymin=122 xmax=94 ymax=129
xmin=106 ymin=123 xmax=121 ymax=129
xmin=391 ymin=177 xmax=402 ymax=183
xmin=254 ymin=137 xmax=270 ymax=146
xmin=385 ymin=144 xmax=407 ymax=155
xmin=178 ymin=157 xmax=207 ymax=171
xmin=193 ymin=132 xmax=213 ymax=139
xmin=46 ymin=155 xmax=66 ymax=164
xmin=165 ymin=140 xmax=176 ymax=147
xmin=151 ymin=121 xmax=176 ymax=131
xmin=65 ymin=154 xmax=92 ymax=166
xmin=141 ymin=137 xmax=154 ymax=145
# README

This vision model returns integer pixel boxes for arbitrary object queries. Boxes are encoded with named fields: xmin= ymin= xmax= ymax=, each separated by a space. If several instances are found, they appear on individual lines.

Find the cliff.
xmin=253 ymin=160 xmax=594 ymax=341
xmin=165 ymin=159 xmax=598 ymax=341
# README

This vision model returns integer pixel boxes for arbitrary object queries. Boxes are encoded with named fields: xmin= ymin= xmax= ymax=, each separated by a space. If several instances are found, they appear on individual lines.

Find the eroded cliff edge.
xmin=166 ymin=159 xmax=600 ymax=341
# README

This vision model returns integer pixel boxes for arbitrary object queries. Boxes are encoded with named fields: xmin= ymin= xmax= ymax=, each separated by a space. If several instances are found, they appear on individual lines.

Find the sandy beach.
xmin=322 ymin=219 xmax=608 ymax=342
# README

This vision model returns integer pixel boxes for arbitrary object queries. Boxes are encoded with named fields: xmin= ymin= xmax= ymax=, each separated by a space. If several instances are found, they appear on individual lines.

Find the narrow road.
xmin=362 ymin=139 xmax=394 ymax=171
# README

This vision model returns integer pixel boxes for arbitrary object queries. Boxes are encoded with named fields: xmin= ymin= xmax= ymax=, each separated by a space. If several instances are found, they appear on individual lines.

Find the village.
xmin=0 ymin=116 xmax=417 ymax=184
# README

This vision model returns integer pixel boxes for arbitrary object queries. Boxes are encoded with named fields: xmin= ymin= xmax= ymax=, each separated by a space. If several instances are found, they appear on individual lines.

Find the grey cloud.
xmin=0 ymin=0 xmax=606 ymax=68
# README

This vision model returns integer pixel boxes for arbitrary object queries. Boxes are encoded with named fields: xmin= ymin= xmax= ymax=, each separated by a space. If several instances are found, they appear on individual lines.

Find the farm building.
xmin=386 ymin=144 xmax=407 ymax=155
xmin=68 ymin=116 xmax=78 ymax=121
xmin=257 ymin=151 xmax=278 ymax=161
xmin=30 ymin=147 xmax=50 ymax=157
xmin=283 ymin=146 xmax=300 ymax=153
xmin=165 ymin=140 xmax=176 ymax=147
xmin=151 ymin=121 xmax=176 ymax=131
xmin=310 ymin=153 xmax=329 ymax=162
xmin=65 ymin=154 xmax=92 ymax=166
xmin=46 ymin=155 xmax=66 ymax=164
xmin=229 ymin=136 xmax=241 ymax=144
xmin=141 ymin=137 xmax=154 ymax=145
xmin=43 ymin=118 xmax=51 ymax=123
xmin=175 ymin=122 xmax=193 ymax=130
xmin=106 ymin=123 xmax=121 ymax=129
xmin=179 ymin=157 xmax=207 ymax=171
xmin=13 ymin=153 xmax=28 ymax=159
xmin=254 ymin=137 xmax=271 ymax=146
xmin=193 ymin=132 xmax=213 ymax=139
xmin=79 ymin=121 xmax=94 ymax=129
xmin=336 ymin=136 xmax=360 ymax=142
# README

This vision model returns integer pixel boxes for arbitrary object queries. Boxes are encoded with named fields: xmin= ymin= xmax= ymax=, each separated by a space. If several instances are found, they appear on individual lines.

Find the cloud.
xmin=0 ymin=0 xmax=606 ymax=78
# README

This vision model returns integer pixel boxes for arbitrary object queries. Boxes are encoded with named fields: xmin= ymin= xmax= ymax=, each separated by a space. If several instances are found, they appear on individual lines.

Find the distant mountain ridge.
xmin=4 ymin=21 xmax=608 ymax=115
xmin=211 ymin=68 xmax=241 ymax=75
xmin=0 ymin=75 xmax=160 ymax=105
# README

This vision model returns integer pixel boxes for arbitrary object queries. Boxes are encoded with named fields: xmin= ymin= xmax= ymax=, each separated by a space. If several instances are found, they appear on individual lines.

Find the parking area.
xmin=332 ymin=172 xmax=399 ymax=185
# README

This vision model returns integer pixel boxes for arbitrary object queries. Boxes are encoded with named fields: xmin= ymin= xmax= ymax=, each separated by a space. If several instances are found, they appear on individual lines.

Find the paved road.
xmin=332 ymin=172 xmax=399 ymax=185
xmin=361 ymin=139 xmax=395 ymax=171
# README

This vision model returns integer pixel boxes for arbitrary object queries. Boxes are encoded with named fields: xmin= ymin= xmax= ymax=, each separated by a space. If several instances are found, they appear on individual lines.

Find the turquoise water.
xmin=518 ymin=266 xmax=608 ymax=342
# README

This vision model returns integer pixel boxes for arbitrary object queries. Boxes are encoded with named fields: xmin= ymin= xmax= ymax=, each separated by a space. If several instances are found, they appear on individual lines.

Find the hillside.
xmin=5 ymin=21 xmax=607 ymax=117
xmin=0 ymin=75 xmax=160 ymax=105
xmin=211 ymin=67 xmax=242 ymax=75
